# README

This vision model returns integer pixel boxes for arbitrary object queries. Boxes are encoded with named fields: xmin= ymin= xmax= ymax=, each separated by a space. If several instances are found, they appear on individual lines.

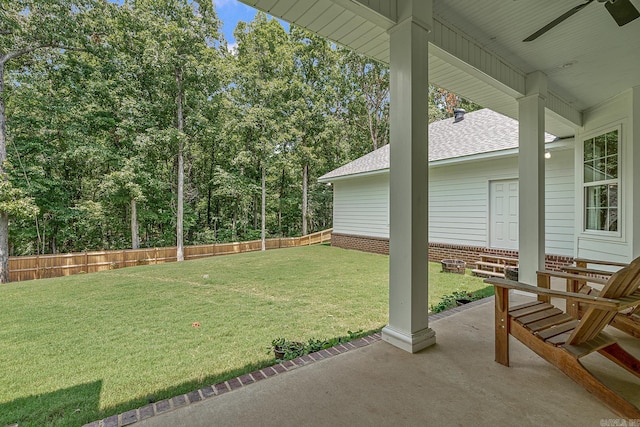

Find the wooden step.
xmin=471 ymin=269 xmax=505 ymax=278
xmin=481 ymin=255 xmax=518 ymax=264
xmin=475 ymin=261 xmax=510 ymax=269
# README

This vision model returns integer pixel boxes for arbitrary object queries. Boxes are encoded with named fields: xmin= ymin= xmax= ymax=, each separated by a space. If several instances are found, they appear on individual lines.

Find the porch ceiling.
xmin=240 ymin=0 xmax=640 ymax=138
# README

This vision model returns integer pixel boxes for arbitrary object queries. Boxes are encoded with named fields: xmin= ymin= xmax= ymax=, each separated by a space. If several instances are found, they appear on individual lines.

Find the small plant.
xmin=347 ymin=329 xmax=365 ymax=339
xmin=306 ymin=338 xmax=334 ymax=354
xmin=269 ymin=330 xmax=369 ymax=361
xmin=269 ymin=338 xmax=305 ymax=361
xmin=430 ymin=290 xmax=479 ymax=313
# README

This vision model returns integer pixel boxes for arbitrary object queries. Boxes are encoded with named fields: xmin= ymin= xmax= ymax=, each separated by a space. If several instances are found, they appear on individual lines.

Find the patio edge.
xmin=84 ymin=297 xmax=492 ymax=427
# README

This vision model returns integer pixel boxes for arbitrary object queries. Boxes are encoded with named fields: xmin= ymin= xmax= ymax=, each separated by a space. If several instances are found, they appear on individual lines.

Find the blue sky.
xmin=215 ymin=1 xmax=290 ymax=46
xmin=109 ymin=1 xmax=282 ymax=46
xmin=214 ymin=0 xmax=258 ymax=45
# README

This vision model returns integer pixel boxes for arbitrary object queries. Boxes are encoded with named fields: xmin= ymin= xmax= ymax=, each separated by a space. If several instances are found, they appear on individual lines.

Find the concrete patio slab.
xmin=130 ymin=294 xmax=640 ymax=427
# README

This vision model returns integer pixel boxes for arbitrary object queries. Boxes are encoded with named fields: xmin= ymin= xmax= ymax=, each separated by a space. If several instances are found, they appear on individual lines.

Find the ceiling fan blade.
xmin=523 ymin=0 xmax=595 ymax=42
xmin=604 ymin=0 xmax=640 ymax=26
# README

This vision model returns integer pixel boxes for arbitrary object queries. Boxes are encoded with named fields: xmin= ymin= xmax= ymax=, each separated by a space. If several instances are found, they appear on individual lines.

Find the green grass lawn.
xmin=0 ymin=245 xmax=491 ymax=426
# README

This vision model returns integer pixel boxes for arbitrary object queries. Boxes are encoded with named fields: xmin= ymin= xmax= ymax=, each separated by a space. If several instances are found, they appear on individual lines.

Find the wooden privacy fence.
xmin=8 ymin=229 xmax=332 ymax=283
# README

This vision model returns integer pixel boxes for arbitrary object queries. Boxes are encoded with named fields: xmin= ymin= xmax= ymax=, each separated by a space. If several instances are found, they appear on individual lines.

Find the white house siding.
xmin=332 ymin=150 xmax=575 ymax=257
xmin=574 ymin=90 xmax=638 ymax=263
xmin=544 ymin=149 xmax=576 ymax=256
xmin=428 ymin=160 xmax=502 ymax=247
xmin=332 ymin=173 xmax=389 ymax=238
xmin=429 ymin=150 xmax=575 ymax=256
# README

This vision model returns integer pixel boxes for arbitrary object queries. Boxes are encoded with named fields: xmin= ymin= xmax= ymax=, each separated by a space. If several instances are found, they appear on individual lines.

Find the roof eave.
xmin=317 ymin=168 xmax=390 ymax=183
xmin=318 ymin=138 xmax=574 ymax=181
xmin=428 ymin=137 xmax=574 ymax=167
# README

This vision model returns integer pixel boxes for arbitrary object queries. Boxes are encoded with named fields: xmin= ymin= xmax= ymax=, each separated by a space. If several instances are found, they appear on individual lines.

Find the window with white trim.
xmin=583 ymin=129 xmax=619 ymax=232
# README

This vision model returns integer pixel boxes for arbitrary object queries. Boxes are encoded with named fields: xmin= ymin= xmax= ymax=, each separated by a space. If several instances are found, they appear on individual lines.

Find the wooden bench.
xmin=472 ymin=255 xmax=518 ymax=278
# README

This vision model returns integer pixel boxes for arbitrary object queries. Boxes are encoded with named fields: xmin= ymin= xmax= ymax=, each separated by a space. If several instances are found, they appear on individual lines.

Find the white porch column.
xmin=382 ymin=0 xmax=435 ymax=353
xmin=517 ymin=72 xmax=547 ymax=284
xmin=631 ymin=86 xmax=640 ymax=258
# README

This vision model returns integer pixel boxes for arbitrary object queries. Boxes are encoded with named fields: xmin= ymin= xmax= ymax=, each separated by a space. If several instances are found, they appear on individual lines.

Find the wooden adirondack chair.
xmin=486 ymin=263 xmax=640 ymax=418
xmin=552 ymin=258 xmax=640 ymax=339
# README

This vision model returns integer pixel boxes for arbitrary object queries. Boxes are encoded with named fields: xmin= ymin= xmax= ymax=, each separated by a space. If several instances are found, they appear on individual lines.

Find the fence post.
xmin=35 ymin=255 xmax=39 ymax=280
xmin=155 ymin=247 xmax=158 ymax=264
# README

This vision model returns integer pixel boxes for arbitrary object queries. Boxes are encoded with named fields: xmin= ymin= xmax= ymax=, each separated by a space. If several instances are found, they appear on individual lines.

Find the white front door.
xmin=490 ymin=179 xmax=519 ymax=250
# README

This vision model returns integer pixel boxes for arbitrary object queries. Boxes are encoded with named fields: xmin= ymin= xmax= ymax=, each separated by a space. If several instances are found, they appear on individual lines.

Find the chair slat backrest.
xmin=565 ymin=256 xmax=640 ymax=345
xmin=620 ymin=257 xmax=640 ymax=295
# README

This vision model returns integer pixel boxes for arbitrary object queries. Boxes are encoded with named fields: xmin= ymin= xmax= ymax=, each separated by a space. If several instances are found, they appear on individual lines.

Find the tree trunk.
xmin=42 ymin=216 xmax=46 ymax=255
xmin=131 ymin=198 xmax=140 ymax=249
xmin=368 ymin=104 xmax=378 ymax=151
xmin=214 ymin=198 xmax=220 ymax=240
xmin=302 ymin=163 xmax=308 ymax=236
xmin=253 ymin=194 xmax=258 ymax=230
xmin=0 ymin=62 xmax=8 ymax=283
xmin=232 ymin=199 xmax=237 ymax=241
xmin=0 ymin=212 xmax=7 ymax=283
xmin=278 ymin=168 xmax=285 ymax=235
xmin=261 ymin=166 xmax=266 ymax=251
xmin=176 ymin=67 xmax=184 ymax=262
xmin=206 ymin=157 xmax=214 ymax=227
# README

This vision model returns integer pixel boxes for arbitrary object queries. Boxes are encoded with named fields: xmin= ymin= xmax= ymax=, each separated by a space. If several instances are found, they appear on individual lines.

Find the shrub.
xmin=430 ymin=290 xmax=482 ymax=314
xmin=269 ymin=330 xmax=367 ymax=361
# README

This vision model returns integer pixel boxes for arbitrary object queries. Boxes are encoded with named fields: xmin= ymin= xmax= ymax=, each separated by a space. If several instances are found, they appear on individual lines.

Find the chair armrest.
xmin=561 ymin=266 xmax=615 ymax=277
xmin=537 ymin=269 xmax=609 ymax=285
xmin=573 ymin=258 xmax=629 ymax=268
xmin=484 ymin=277 xmax=623 ymax=310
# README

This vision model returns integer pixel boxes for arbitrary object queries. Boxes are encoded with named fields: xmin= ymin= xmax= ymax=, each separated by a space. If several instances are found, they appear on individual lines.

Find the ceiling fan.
xmin=523 ymin=0 xmax=640 ymax=42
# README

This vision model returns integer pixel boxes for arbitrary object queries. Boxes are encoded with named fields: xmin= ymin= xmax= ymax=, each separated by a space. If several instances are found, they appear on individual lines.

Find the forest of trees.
xmin=1 ymin=0 xmax=477 ymax=280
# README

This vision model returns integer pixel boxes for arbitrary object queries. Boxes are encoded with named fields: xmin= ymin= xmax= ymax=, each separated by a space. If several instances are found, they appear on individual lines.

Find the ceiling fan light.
xmin=604 ymin=0 xmax=640 ymax=26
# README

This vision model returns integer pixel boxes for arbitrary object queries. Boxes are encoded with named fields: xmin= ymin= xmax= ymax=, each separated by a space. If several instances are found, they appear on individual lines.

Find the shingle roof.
xmin=318 ymin=109 xmax=558 ymax=181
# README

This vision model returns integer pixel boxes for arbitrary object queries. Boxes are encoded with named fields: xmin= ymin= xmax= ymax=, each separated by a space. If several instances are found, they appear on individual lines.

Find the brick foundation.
xmin=331 ymin=233 xmax=389 ymax=255
xmin=331 ymin=233 xmax=573 ymax=271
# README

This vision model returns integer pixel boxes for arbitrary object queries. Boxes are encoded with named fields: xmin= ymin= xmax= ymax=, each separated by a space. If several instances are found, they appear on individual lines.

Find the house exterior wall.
xmin=576 ymin=89 xmax=639 ymax=263
xmin=331 ymin=149 xmax=576 ymax=257
xmin=332 ymin=173 xmax=389 ymax=238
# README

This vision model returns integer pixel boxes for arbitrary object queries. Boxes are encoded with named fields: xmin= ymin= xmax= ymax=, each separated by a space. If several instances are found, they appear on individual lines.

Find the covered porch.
xmin=133 ymin=294 xmax=640 ymax=426
xmin=126 ymin=1 xmax=640 ymax=423
xmin=235 ymin=0 xmax=640 ymax=354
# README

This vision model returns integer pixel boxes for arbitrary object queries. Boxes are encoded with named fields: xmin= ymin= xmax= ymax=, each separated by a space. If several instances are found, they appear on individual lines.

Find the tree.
xmin=2 ymin=3 xmax=484 ymax=259
xmin=229 ymin=14 xmax=294 ymax=250
xmin=100 ymin=160 xmax=146 ymax=249
xmin=289 ymin=26 xmax=339 ymax=235
xmin=338 ymin=50 xmax=390 ymax=153
xmin=127 ymin=0 xmax=221 ymax=260
xmin=429 ymin=85 xmax=482 ymax=121
xmin=0 ymin=0 xmax=102 ymax=282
